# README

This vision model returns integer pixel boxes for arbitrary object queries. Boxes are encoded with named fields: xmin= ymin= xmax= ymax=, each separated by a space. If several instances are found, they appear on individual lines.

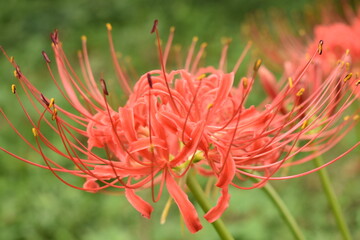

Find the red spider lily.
xmin=1 ymin=20 xmax=359 ymax=233
xmin=247 ymin=1 xmax=360 ymax=90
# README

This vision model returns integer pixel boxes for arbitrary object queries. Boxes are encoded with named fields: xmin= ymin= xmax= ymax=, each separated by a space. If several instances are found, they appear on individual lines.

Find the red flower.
xmin=1 ymin=21 xmax=359 ymax=233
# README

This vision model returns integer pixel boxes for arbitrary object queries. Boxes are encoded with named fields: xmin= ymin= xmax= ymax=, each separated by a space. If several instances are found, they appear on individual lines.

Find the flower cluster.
xmin=1 ymin=21 xmax=359 ymax=233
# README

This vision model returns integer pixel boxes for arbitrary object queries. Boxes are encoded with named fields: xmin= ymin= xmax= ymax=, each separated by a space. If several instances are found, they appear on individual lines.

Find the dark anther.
xmin=100 ymin=78 xmax=109 ymax=95
xmin=318 ymin=40 xmax=324 ymax=55
xmin=42 ymin=51 xmax=51 ymax=63
xmin=147 ymin=73 xmax=153 ymax=88
xmin=151 ymin=19 xmax=158 ymax=34
xmin=40 ymin=93 xmax=50 ymax=107
xmin=50 ymin=30 xmax=59 ymax=45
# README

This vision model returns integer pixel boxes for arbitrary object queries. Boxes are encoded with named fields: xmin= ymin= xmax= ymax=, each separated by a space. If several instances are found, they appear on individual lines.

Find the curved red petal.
xmin=204 ymin=187 xmax=230 ymax=223
xmin=166 ymin=172 xmax=203 ymax=233
xmin=125 ymin=188 xmax=153 ymax=219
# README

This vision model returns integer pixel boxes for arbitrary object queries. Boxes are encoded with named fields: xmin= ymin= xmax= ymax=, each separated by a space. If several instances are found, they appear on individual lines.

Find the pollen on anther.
xmin=318 ymin=40 xmax=324 ymax=55
xmin=353 ymin=115 xmax=359 ymax=121
xmin=201 ymin=42 xmax=208 ymax=48
xmin=343 ymin=115 xmax=350 ymax=121
xmin=52 ymin=108 xmax=58 ymax=121
xmin=345 ymin=62 xmax=350 ymax=71
xmin=301 ymin=119 xmax=308 ymax=129
xmin=106 ymin=23 xmax=112 ymax=31
xmin=344 ymin=73 xmax=352 ymax=82
xmin=81 ymin=35 xmax=87 ymax=42
xmin=49 ymin=98 xmax=55 ymax=108
xmin=11 ymin=84 xmax=16 ymax=94
xmin=242 ymin=77 xmax=248 ymax=89
xmin=196 ymin=74 xmax=206 ymax=80
xmin=207 ymin=103 xmax=214 ymax=109
xmin=32 ymin=128 xmax=38 ymax=137
xmin=253 ymin=59 xmax=262 ymax=71
xmin=288 ymin=77 xmax=293 ymax=88
xmin=149 ymin=144 xmax=155 ymax=153
xmin=296 ymin=88 xmax=305 ymax=96
xmin=221 ymin=37 xmax=232 ymax=45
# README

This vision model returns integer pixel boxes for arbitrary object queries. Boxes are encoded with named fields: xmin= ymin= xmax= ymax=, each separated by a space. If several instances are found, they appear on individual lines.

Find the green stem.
xmin=186 ymin=173 xmax=234 ymax=240
xmin=256 ymin=180 xmax=305 ymax=240
xmin=314 ymin=156 xmax=352 ymax=240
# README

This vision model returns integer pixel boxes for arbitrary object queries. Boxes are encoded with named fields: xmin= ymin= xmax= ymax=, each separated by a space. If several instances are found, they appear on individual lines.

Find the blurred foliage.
xmin=1 ymin=0 xmax=360 ymax=239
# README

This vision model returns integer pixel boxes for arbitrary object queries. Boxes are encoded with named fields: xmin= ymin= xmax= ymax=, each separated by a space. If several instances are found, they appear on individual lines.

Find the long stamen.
xmin=99 ymin=78 xmax=141 ymax=188
xmin=190 ymin=42 xmax=207 ymax=74
xmin=232 ymin=41 xmax=252 ymax=73
xmin=147 ymin=73 xmax=157 ymax=202
xmin=219 ymin=38 xmax=232 ymax=71
xmin=185 ymin=36 xmax=198 ymax=71
xmin=151 ymin=20 xmax=180 ymax=115
xmin=163 ymin=26 xmax=175 ymax=66
xmin=106 ymin=23 xmax=132 ymax=96
xmin=79 ymin=37 xmax=106 ymax=103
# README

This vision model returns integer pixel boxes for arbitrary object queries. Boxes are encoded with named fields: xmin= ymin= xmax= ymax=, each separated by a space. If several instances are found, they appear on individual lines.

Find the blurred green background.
xmin=1 ymin=0 xmax=360 ymax=239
